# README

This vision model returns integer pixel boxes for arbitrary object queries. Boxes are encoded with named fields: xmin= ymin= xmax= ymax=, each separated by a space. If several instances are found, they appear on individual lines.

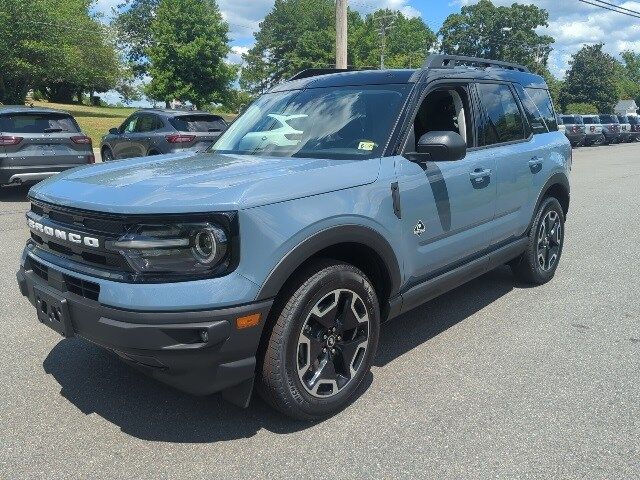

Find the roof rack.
xmin=423 ymin=54 xmax=529 ymax=73
xmin=289 ymin=68 xmax=358 ymax=81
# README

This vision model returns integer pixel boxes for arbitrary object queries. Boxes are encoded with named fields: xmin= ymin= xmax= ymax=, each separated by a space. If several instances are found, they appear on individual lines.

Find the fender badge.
xmin=414 ymin=220 xmax=426 ymax=236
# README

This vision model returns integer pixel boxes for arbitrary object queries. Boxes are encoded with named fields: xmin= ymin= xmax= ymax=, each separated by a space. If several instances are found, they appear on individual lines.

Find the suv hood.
xmin=29 ymin=152 xmax=380 ymax=213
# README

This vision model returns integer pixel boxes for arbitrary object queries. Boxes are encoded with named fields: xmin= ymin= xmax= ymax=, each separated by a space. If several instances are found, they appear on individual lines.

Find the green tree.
xmin=145 ymin=0 xmax=236 ymax=109
xmin=0 ymin=0 xmax=64 ymax=104
xmin=617 ymin=51 xmax=640 ymax=107
xmin=0 ymin=0 xmax=121 ymax=105
xmin=350 ymin=10 xmax=436 ymax=69
xmin=112 ymin=0 xmax=159 ymax=78
xmin=561 ymin=44 xmax=618 ymax=114
xmin=439 ymin=0 xmax=554 ymax=74
xmin=240 ymin=0 xmax=340 ymax=94
xmin=565 ymin=102 xmax=599 ymax=114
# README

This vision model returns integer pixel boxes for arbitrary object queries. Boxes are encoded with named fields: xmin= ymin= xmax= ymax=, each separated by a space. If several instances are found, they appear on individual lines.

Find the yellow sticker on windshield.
xmin=358 ymin=141 xmax=376 ymax=151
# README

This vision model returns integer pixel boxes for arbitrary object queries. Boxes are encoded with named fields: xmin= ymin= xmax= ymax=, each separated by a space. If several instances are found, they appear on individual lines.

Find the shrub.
xmin=565 ymin=102 xmax=599 ymax=114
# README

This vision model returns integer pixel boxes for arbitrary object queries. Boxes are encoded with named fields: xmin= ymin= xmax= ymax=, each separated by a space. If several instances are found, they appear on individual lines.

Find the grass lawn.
xmin=32 ymin=101 xmax=134 ymax=146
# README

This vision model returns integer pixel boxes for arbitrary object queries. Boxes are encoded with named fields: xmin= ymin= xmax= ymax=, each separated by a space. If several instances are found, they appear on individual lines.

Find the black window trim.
xmin=397 ymin=78 xmax=481 ymax=155
xmin=472 ymin=80 xmax=532 ymax=151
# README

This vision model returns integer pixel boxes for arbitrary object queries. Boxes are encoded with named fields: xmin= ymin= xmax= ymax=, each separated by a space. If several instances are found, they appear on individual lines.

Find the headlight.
xmin=106 ymin=222 xmax=232 ymax=281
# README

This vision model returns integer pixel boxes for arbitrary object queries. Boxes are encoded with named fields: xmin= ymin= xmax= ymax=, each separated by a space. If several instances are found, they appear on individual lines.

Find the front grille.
xmin=31 ymin=258 xmax=49 ymax=281
xmin=27 ymin=256 xmax=100 ymax=302
xmin=29 ymin=200 xmax=130 ymax=273
xmin=63 ymin=274 xmax=100 ymax=301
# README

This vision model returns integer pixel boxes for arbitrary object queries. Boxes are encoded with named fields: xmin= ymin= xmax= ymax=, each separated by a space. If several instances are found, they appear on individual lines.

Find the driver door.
xmin=395 ymin=83 xmax=497 ymax=287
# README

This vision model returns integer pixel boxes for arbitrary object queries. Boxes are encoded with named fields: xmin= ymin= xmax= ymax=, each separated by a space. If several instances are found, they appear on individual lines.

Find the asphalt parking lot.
xmin=1 ymin=144 xmax=638 ymax=479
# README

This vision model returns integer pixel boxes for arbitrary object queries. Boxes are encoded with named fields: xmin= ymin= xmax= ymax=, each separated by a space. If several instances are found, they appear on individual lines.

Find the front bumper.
xmin=17 ymin=262 xmax=273 ymax=402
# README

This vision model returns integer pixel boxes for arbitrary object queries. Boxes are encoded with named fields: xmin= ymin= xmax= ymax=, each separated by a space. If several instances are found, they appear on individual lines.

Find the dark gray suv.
xmin=100 ymin=109 xmax=228 ymax=161
xmin=0 ymin=106 xmax=94 ymax=186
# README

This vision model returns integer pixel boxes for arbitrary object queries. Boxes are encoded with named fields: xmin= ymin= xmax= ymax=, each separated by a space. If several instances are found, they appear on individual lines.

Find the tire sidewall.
xmin=527 ymin=197 xmax=565 ymax=283
xmin=278 ymin=265 xmax=380 ymax=418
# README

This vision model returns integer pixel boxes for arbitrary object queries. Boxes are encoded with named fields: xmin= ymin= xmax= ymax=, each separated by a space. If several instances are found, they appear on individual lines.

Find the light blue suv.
xmin=17 ymin=55 xmax=571 ymax=420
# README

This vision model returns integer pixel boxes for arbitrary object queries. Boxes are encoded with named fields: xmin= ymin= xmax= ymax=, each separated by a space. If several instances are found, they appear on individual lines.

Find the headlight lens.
xmin=107 ymin=222 xmax=230 ymax=280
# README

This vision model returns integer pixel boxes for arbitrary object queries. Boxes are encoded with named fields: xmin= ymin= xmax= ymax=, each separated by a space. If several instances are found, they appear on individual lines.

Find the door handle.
xmin=469 ymin=168 xmax=491 ymax=188
xmin=529 ymin=157 xmax=543 ymax=174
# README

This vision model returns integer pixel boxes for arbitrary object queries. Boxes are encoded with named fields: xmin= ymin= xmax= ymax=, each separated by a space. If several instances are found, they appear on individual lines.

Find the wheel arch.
xmin=255 ymin=225 xmax=402 ymax=312
xmin=537 ymin=172 xmax=570 ymax=216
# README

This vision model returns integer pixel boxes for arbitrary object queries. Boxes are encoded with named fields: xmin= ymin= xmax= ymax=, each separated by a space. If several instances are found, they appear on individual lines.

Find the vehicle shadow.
xmin=42 ymin=266 xmax=517 ymax=443
xmin=375 ymin=266 xmax=515 ymax=367
xmin=0 ymin=184 xmax=30 ymax=203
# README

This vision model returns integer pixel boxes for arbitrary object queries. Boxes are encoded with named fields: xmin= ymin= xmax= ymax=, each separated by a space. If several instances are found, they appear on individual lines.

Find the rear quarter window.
xmin=0 ymin=113 xmax=80 ymax=133
xmin=169 ymin=115 xmax=227 ymax=132
xmin=525 ymin=88 xmax=558 ymax=131
xmin=514 ymin=84 xmax=548 ymax=134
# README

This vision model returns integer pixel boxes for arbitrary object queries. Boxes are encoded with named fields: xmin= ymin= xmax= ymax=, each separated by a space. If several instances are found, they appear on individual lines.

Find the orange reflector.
xmin=236 ymin=313 xmax=261 ymax=329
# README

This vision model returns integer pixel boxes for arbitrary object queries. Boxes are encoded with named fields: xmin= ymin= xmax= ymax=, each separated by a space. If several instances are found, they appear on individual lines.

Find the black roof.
xmin=273 ymin=55 xmax=547 ymax=92
xmin=0 ymin=105 xmax=71 ymax=115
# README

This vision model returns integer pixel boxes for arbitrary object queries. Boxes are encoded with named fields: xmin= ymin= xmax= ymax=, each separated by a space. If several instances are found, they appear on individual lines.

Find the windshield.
xmin=583 ymin=117 xmax=598 ymax=124
xmin=600 ymin=115 xmax=618 ymax=123
xmin=211 ymin=84 xmax=411 ymax=159
xmin=617 ymin=115 xmax=629 ymax=123
xmin=629 ymin=116 xmax=639 ymax=125
xmin=561 ymin=115 xmax=582 ymax=124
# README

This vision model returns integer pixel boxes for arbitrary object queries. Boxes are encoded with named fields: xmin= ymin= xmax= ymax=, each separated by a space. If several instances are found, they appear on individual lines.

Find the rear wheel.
xmin=258 ymin=260 xmax=380 ymax=420
xmin=511 ymin=197 xmax=565 ymax=285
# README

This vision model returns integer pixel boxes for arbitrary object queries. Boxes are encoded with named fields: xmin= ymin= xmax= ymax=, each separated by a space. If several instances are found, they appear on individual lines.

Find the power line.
xmin=577 ymin=0 xmax=640 ymax=19
xmin=589 ymin=0 xmax=640 ymax=16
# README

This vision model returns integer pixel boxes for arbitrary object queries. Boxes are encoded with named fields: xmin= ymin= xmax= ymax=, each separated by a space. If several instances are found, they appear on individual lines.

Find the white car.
xmin=239 ymin=114 xmax=307 ymax=152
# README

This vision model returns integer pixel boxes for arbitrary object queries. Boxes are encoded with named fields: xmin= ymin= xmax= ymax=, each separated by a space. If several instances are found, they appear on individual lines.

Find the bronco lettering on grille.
xmin=27 ymin=218 xmax=100 ymax=248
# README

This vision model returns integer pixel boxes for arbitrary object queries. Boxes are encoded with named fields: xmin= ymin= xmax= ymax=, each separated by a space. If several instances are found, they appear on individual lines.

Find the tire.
xmin=510 ymin=197 xmax=565 ymax=285
xmin=258 ymin=260 xmax=380 ymax=421
xmin=102 ymin=148 xmax=114 ymax=162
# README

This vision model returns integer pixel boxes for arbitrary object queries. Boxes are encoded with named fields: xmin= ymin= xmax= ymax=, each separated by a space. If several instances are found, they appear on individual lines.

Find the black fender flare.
xmin=255 ymin=224 xmax=402 ymax=301
xmin=527 ymin=172 xmax=570 ymax=232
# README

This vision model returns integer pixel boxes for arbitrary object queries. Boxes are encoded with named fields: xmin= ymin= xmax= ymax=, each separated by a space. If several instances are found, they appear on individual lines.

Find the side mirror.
xmin=108 ymin=127 xmax=119 ymax=135
xmin=408 ymin=131 xmax=467 ymax=162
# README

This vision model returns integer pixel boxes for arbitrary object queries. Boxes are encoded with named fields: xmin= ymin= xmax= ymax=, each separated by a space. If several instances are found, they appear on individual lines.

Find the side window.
xmin=136 ymin=114 xmax=157 ymax=133
xmin=407 ymin=85 xmax=474 ymax=151
xmin=514 ymin=84 xmax=548 ymax=135
xmin=121 ymin=115 xmax=139 ymax=133
xmin=525 ymin=88 xmax=558 ymax=132
xmin=477 ymin=83 xmax=525 ymax=146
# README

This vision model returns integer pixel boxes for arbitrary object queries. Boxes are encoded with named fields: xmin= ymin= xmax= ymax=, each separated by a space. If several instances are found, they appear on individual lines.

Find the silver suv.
xmin=0 ymin=106 xmax=94 ymax=186
xmin=559 ymin=115 xmax=586 ymax=147
xmin=580 ymin=115 xmax=605 ymax=146
xmin=599 ymin=114 xmax=621 ymax=144
xmin=617 ymin=115 xmax=633 ymax=142
xmin=101 ymin=109 xmax=228 ymax=161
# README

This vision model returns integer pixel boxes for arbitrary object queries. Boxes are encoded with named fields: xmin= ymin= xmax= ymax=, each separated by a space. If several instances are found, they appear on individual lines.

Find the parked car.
xmin=628 ymin=115 xmax=640 ymax=141
xmin=580 ymin=115 xmax=605 ymax=146
xmin=0 ymin=106 xmax=94 ymax=186
xmin=616 ymin=115 xmax=633 ymax=142
xmin=17 ymin=55 xmax=571 ymax=420
xmin=100 ymin=109 xmax=228 ymax=161
xmin=598 ymin=114 xmax=621 ymax=144
xmin=556 ymin=115 xmax=565 ymax=135
xmin=559 ymin=114 xmax=586 ymax=147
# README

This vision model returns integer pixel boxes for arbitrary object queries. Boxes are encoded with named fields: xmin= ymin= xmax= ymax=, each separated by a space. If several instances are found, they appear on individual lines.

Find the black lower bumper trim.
xmin=18 ymin=265 xmax=273 ymax=399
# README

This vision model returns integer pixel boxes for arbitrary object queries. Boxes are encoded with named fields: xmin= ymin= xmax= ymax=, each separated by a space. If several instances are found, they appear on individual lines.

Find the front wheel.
xmin=511 ymin=197 xmax=565 ymax=285
xmin=258 ymin=260 xmax=380 ymax=420
xmin=101 ymin=148 xmax=114 ymax=162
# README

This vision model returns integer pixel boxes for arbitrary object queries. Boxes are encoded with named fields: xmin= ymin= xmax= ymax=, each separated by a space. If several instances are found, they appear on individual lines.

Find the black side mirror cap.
xmin=108 ymin=128 xmax=119 ymax=135
xmin=406 ymin=131 xmax=467 ymax=162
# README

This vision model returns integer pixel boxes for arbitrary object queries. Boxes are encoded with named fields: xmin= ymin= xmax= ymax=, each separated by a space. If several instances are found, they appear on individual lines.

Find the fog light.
xmin=200 ymin=329 xmax=209 ymax=343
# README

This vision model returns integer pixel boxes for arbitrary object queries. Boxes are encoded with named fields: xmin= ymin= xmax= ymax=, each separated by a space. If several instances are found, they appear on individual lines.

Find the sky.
xmin=93 ymin=0 xmax=640 ymax=104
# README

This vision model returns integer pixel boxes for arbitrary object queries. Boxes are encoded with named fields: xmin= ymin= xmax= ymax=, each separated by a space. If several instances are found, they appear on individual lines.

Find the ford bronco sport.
xmin=17 ymin=55 xmax=571 ymax=420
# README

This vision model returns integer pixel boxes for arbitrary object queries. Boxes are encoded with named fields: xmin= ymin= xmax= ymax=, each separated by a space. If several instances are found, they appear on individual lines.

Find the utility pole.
xmin=336 ymin=0 xmax=348 ymax=69
xmin=377 ymin=14 xmax=396 ymax=70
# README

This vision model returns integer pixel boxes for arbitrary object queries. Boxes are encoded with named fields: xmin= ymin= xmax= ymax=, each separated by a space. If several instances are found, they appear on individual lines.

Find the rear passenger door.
xmin=112 ymin=114 xmax=139 ymax=159
xmin=474 ymin=82 xmax=538 ymax=246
